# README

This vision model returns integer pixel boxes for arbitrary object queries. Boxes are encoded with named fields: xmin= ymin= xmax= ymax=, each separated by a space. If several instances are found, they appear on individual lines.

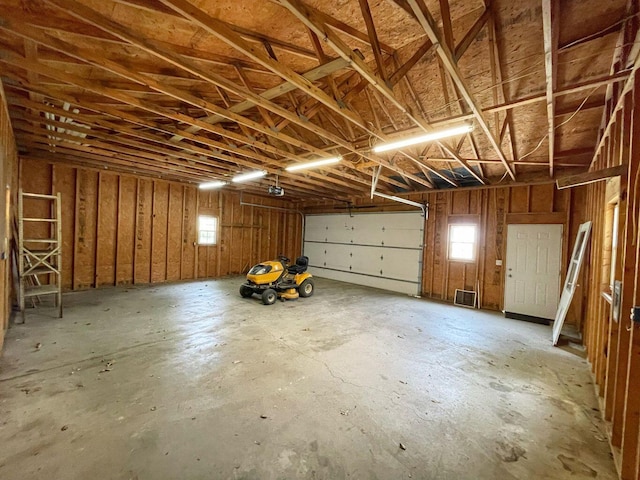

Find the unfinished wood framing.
xmin=20 ymin=158 xmax=302 ymax=291
xmin=0 ymin=2 xmax=639 ymax=477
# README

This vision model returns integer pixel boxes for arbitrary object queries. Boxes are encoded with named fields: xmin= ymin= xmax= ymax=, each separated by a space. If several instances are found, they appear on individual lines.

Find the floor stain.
xmin=496 ymin=440 xmax=526 ymax=462
xmin=558 ymin=454 xmax=597 ymax=477
xmin=490 ymin=381 xmax=513 ymax=392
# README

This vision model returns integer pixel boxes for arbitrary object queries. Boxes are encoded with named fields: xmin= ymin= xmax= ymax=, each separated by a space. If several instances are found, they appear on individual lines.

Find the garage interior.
xmin=0 ymin=0 xmax=639 ymax=478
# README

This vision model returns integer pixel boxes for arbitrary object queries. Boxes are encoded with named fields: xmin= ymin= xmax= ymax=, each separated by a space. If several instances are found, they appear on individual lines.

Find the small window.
xmin=448 ymin=224 xmax=477 ymax=262
xmin=198 ymin=215 xmax=217 ymax=245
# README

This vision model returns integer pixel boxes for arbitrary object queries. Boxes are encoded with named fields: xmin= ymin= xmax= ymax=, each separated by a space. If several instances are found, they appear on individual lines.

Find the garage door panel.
xmin=381 ymin=248 xmax=422 ymax=279
xmin=303 ymin=242 xmax=327 ymax=266
xmin=321 ymin=243 xmax=353 ymax=271
xmin=350 ymin=246 xmax=383 ymax=276
xmin=308 ymin=266 xmax=419 ymax=295
xmin=324 ymin=216 xmax=352 ymax=243
xmin=304 ymin=212 xmax=423 ymax=296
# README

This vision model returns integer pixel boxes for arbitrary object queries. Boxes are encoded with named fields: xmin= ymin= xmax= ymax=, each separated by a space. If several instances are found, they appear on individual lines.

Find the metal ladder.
xmin=17 ymin=189 xmax=63 ymax=322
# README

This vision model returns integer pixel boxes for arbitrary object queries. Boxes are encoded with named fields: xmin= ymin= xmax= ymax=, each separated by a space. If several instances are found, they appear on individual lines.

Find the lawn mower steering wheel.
xmin=277 ymin=255 xmax=290 ymax=264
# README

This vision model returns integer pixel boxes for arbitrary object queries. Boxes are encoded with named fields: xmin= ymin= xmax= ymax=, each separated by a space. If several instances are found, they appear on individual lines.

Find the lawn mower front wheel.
xmin=298 ymin=278 xmax=315 ymax=298
xmin=239 ymin=285 xmax=254 ymax=298
xmin=262 ymin=288 xmax=278 ymax=305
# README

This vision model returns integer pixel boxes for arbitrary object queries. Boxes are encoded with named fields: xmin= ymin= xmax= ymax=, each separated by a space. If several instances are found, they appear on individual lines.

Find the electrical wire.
xmin=558 ymin=11 xmax=640 ymax=52
xmin=633 ymin=161 xmax=639 ymax=247
xmin=518 ymin=87 xmax=599 ymax=161
xmin=423 ymin=40 xmax=638 ymax=120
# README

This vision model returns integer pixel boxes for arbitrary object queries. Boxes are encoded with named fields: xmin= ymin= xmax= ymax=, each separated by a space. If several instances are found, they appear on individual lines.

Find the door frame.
xmin=500 ymin=212 xmax=569 ymax=312
xmin=502 ymin=223 xmax=567 ymax=325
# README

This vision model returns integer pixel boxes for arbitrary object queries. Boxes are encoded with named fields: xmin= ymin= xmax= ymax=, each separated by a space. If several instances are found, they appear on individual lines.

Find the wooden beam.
xmin=542 ymin=0 xmax=559 ymax=177
xmin=439 ymin=0 xmax=455 ymax=51
xmin=357 ymin=0 xmax=389 ymax=85
xmin=282 ymin=0 xmax=396 ymax=54
xmin=2 ymin=23 xmax=344 ymax=160
xmin=157 ymin=0 xmax=367 ymax=131
xmin=555 ymin=164 xmax=627 ymax=189
xmin=21 ymin=5 xmax=363 ymax=159
xmin=590 ymin=31 xmax=640 ymax=169
xmin=3 ymin=62 xmax=377 ymax=197
xmin=119 ymin=0 xmax=319 ymax=60
xmin=177 ymin=57 xmax=349 ymax=133
xmin=8 ymin=81 xmax=392 ymax=196
xmin=454 ymin=8 xmax=490 ymax=61
xmin=363 ymin=71 xmax=630 ymax=137
xmin=389 ymin=39 xmax=434 ymax=86
xmin=43 ymin=0 xmax=427 ymax=185
xmin=405 ymin=0 xmax=515 ymax=180
xmin=279 ymin=0 xmax=483 ymax=184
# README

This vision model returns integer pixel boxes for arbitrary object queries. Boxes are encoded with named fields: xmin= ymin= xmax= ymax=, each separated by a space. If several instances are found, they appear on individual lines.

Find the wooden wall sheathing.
xmin=20 ymin=158 xmax=302 ymax=291
xmin=419 ymin=184 xmax=585 ymax=317
xmin=0 ymin=79 xmax=18 ymax=350
xmin=303 ymin=183 xmax=586 ymax=321
xmin=580 ymin=72 xmax=640 ymax=479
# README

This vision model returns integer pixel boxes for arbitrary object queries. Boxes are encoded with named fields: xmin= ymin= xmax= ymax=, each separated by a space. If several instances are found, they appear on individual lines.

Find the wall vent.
xmin=454 ymin=289 xmax=477 ymax=308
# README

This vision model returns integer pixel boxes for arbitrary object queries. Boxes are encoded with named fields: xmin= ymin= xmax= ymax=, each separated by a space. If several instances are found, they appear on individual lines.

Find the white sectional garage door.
xmin=303 ymin=212 xmax=424 ymax=295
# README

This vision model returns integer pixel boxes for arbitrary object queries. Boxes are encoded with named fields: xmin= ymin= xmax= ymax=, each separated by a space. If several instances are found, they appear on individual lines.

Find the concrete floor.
xmin=0 ymin=277 xmax=615 ymax=480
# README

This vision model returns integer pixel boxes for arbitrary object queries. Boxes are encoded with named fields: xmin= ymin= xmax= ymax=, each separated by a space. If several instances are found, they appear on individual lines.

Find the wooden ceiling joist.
xmin=0 ymin=0 xmax=629 ymax=199
xmin=7 ymin=80 xmax=404 ymax=196
xmin=279 ymin=0 xmax=484 ymax=185
xmin=357 ymin=0 xmax=389 ymax=86
xmin=157 ymin=0 xmax=368 ymax=130
xmin=33 ymin=0 xmax=429 ymax=191
xmin=542 ymin=0 xmax=559 ymax=177
xmin=405 ymin=0 xmax=515 ymax=181
xmin=174 ymin=57 xmax=349 ymax=134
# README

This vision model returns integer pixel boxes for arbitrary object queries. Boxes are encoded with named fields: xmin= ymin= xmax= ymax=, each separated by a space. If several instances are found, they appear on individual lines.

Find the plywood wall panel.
xmin=20 ymin=161 xmax=302 ymax=295
xmin=166 ymin=184 xmax=183 ymax=282
xmin=429 ymin=193 xmax=447 ymax=299
xmin=481 ymin=189 xmax=502 ymax=310
xmin=0 ymin=80 xmax=18 ymax=348
xmin=134 ymin=179 xmax=152 ymax=284
xmin=181 ymin=186 xmax=197 ymax=280
xmin=530 ymin=184 xmax=554 ymax=212
xmin=96 ymin=173 xmax=118 ymax=287
xmin=54 ymin=165 xmax=76 ymax=289
xmin=115 ymin=176 xmax=136 ymax=285
xmin=74 ymin=170 xmax=98 ymax=289
xmin=151 ymin=181 xmax=169 ymax=283
xmin=21 ymin=160 xmax=52 ymax=242
xmin=305 ymin=183 xmax=581 ymax=317
xmin=451 ymin=189 xmax=470 ymax=214
xmin=508 ymin=186 xmax=529 ymax=213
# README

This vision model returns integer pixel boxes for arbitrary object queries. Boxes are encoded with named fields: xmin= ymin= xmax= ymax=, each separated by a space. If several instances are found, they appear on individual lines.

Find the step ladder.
xmin=18 ymin=189 xmax=63 ymax=322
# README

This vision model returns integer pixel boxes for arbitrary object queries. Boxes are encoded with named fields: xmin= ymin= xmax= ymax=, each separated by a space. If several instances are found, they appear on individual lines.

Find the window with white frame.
xmin=448 ymin=224 xmax=477 ymax=262
xmin=198 ymin=215 xmax=218 ymax=245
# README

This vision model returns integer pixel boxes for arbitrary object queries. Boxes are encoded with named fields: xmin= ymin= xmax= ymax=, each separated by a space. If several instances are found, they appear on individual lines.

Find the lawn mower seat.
xmin=287 ymin=255 xmax=308 ymax=274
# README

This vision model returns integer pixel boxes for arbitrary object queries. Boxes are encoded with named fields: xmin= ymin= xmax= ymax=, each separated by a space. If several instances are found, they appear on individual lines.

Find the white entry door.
xmin=504 ymin=224 xmax=563 ymax=320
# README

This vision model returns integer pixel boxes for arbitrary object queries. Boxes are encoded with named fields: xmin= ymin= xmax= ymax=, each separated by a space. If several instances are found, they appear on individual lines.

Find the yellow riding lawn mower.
xmin=239 ymin=255 xmax=314 ymax=305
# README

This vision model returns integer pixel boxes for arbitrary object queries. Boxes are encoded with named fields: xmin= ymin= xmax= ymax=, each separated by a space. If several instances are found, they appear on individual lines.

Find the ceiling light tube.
xmin=232 ymin=170 xmax=267 ymax=183
xmin=373 ymin=124 xmax=474 ymax=153
xmin=199 ymin=180 xmax=227 ymax=190
xmin=285 ymin=156 xmax=341 ymax=172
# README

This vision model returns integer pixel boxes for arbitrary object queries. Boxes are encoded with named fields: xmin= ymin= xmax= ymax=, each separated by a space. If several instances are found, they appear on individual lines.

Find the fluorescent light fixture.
xmin=285 ymin=156 xmax=341 ymax=172
xmin=373 ymin=124 xmax=474 ymax=153
xmin=199 ymin=180 xmax=226 ymax=190
xmin=232 ymin=170 xmax=267 ymax=183
xmin=373 ymin=192 xmax=424 ymax=209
